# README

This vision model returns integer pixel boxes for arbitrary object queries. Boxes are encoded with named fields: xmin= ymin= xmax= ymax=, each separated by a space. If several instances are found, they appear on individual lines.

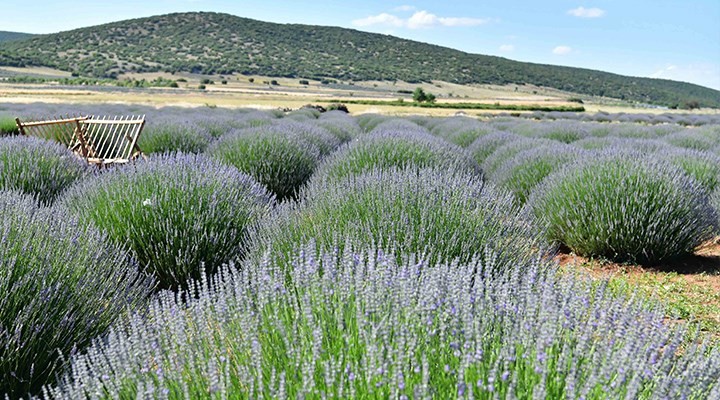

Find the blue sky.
xmin=3 ymin=0 xmax=719 ymax=90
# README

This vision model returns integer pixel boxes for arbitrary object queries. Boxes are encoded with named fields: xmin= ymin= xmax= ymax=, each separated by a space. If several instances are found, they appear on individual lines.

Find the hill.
xmin=0 ymin=31 xmax=34 ymax=43
xmin=1 ymin=12 xmax=718 ymax=108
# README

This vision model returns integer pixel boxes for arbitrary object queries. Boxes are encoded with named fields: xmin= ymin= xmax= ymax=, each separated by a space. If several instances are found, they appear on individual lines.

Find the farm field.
xmin=5 ymin=67 xmax=719 ymax=117
xmin=0 ymin=101 xmax=719 ymax=399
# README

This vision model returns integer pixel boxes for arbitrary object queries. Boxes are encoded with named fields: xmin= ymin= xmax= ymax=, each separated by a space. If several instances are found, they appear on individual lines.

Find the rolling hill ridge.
xmin=0 ymin=12 xmax=718 ymax=108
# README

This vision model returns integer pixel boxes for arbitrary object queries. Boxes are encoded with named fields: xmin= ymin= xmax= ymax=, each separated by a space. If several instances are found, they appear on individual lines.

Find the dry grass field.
xmin=4 ymin=67 xmax=718 ymax=116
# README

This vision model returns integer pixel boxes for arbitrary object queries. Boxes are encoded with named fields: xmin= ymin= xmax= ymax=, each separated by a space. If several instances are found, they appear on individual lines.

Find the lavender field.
xmin=1 ymin=102 xmax=719 ymax=399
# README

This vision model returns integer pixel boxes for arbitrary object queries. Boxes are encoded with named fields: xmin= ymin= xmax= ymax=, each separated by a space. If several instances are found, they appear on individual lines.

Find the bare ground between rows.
xmin=555 ymin=237 xmax=720 ymax=339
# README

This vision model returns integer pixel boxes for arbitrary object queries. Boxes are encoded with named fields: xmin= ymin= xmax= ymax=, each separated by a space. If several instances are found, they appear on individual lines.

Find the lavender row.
xmin=42 ymin=243 xmax=720 ymax=399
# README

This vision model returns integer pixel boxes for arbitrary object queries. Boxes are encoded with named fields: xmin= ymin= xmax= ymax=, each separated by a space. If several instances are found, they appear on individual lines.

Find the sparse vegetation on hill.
xmin=1 ymin=12 xmax=718 ymax=108
xmin=0 ymin=31 xmax=34 ymax=43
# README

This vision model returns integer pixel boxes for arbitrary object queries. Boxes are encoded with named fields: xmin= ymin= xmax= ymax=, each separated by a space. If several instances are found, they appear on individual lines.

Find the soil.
xmin=555 ymin=238 xmax=720 ymax=336
xmin=555 ymin=238 xmax=720 ymax=290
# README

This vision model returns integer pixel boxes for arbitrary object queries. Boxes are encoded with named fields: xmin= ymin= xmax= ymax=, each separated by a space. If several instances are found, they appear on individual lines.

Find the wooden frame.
xmin=16 ymin=115 xmax=146 ymax=166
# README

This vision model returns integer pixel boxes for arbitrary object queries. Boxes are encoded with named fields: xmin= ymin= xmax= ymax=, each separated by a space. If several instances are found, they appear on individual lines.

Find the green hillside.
xmin=1 ymin=12 xmax=718 ymax=108
xmin=0 ymin=31 xmax=34 ymax=43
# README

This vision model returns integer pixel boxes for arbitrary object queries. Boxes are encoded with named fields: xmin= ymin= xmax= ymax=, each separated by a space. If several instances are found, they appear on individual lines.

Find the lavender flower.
xmin=59 ymin=152 xmax=274 ymax=289
xmin=40 ymin=243 xmax=719 ymax=399
xmin=314 ymin=129 xmax=480 ymax=181
xmin=253 ymin=166 xmax=546 ymax=271
xmin=207 ymin=125 xmax=321 ymax=201
xmin=0 ymin=190 xmax=153 ymax=397
xmin=528 ymin=150 xmax=718 ymax=264
xmin=0 ymin=136 xmax=89 ymax=205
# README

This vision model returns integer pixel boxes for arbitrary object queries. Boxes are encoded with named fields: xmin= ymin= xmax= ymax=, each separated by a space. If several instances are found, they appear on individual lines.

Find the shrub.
xmin=0 ymin=116 xmax=18 ymax=136
xmin=609 ymin=124 xmax=658 ymax=139
xmin=572 ymin=136 xmax=619 ymax=150
xmin=466 ymin=131 xmax=520 ymax=166
xmin=490 ymin=146 xmax=583 ymax=205
xmin=370 ymin=118 xmax=428 ymax=134
xmin=528 ymin=152 xmax=717 ymax=264
xmin=663 ymin=131 xmax=715 ymax=151
xmin=430 ymin=117 xmax=495 ymax=148
xmin=138 ymin=121 xmax=212 ymax=154
xmin=44 ymin=243 xmax=719 ymax=399
xmin=482 ymin=138 xmax=558 ymax=177
xmin=325 ymin=103 xmax=349 ymax=113
xmin=355 ymin=114 xmax=390 ymax=132
xmin=207 ymin=126 xmax=321 ymax=201
xmin=315 ymin=129 xmax=480 ymax=181
xmin=59 ymin=153 xmax=273 ymax=289
xmin=606 ymin=138 xmax=673 ymax=154
xmin=274 ymin=120 xmax=341 ymax=156
xmin=0 ymin=136 xmax=88 ymax=205
xmin=256 ymin=167 xmax=545 ymax=270
xmin=533 ymin=121 xmax=590 ymax=143
xmin=317 ymin=115 xmax=361 ymax=144
xmin=0 ymin=190 xmax=152 ymax=397
xmin=660 ymin=148 xmax=720 ymax=193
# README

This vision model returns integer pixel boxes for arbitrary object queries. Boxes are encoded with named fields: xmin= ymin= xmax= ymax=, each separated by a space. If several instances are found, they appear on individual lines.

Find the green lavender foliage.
xmin=207 ymin=125 xmax=322 ymax=201
xmin=255 ymin=167 xmax=546 ymax=271
xmin=528 ymin=151 xmax=717 ymax=264
xmin=315 ymin=129 xmax=480 ymax=181
xmin=59 ymin=153 xmax=274 ymax=289
xmin=0 ymin=190 xmax=153 ymax=397
xmin=0 ymin=136 xmax=88 ymax=205
xmin=138 ymin=120 xmax=212 ymax=154
xmin=42 ymin=243 xmax=720 ymax=399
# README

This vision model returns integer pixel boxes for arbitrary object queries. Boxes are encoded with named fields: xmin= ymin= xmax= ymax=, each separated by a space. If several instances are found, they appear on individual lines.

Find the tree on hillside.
xmin=413 ymin=87 xmax=437 ymax=103
xmin=413 ymin=87 xmax=427 ymax=102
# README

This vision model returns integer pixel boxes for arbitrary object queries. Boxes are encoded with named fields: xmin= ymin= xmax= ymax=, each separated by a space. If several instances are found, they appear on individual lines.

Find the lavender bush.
xmin=317 ymin=113 xmax=361 ymax=144
xmin=207 ymin=126 xmax=321 ymax=201
xmin=660 ymin=148 xmax=720 ymax=193
xmin=255 ymin=167 xmax=544 ymax=270
xmin=466 ymin=131 xmax=521 ymax=166
xmin=138 ymin=120 xmax=212 ymax=154
xmin=572 ymin=136 xmax=619 ymax=150
xmin=519 ymin=121 xmax=590 ymax=143
xmin=273 ymin=120 xmax=341 ymax=156
xmin=0 ymin=190 xmax=153 ymax=397
xmin=42 ymin=244 xmax=720 ymax=399
xmin=481 ymin=138 xmax=558 ymax=177
xmin=314 ymin=130 xmax=481 ymax=181
xmin=489 ymin=146 xmax=583 ymax=205
xmin=663 ymin=131 xmax=715 ymax=151
xmin=370 ymin=118 xmax=429 ymax=136
xmin=528 ymin=152 xmax=718 ymax=264
xmin=430 ymin=117 xmax=494 ymax=147
xmin=355 ymin=114 xmax=391 ymax=131
xmin=59 ymin=153 xmax=274 ymax=289
xmin=0 ymin=136 xmax=88 ymax=205
xmin=0 ymin=115 xmax=18 ymax=136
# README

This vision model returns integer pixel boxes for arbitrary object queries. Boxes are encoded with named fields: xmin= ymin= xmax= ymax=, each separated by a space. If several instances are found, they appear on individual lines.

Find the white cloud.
xmin=352 ymin=13 xmax=404 ymax=28
xmin=567 ymin=7 xmax=606 ymax=18
xmin=552 ymin=45 xmax=573 ymax=55
xmin=393 ymin=5 xmax=416 ymax=12
xmin=499 ymin=44 xmax=515 ymax=52
xmin=650 ymin=63 xmax=720 ymax=91
xmin=352 ymin=10 xmax=491 ymax=29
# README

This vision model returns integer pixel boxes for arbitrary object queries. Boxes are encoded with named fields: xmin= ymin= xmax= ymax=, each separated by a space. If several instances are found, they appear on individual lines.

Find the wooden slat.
xmin=17 ymin=116 xmax=88 ymax=127
xmin=82 ymin=119 xmax=144 ymax=125
xmin=17 ymin=114 xmax=145 ymax=167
